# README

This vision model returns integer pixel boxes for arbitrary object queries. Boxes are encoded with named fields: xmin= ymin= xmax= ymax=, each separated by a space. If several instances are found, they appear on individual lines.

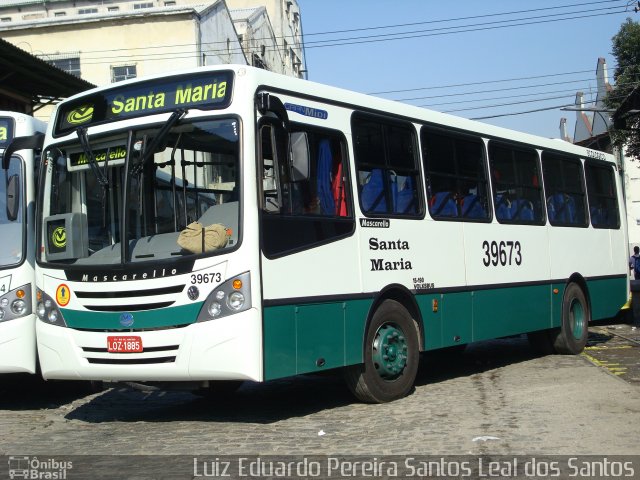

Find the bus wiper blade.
xmin=77 ymin=127 xmax=110 ymax=228
xmin=76 ymin=127 xmax=109 ymax=187
xmin=139 ymin=109 xmax=187 ymax=166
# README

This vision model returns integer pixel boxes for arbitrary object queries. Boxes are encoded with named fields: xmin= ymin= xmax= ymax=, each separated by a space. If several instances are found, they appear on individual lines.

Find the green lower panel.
xmin=587 ymin=276 xmax=628 ymax=320
xmin=472 ymin=285 xmax=551 ymax=341
xmin=263 ymin=299 xmax=370 ymax=381
xmin=262 ymin=276 xmax=627 ymax=381
xmin=62 ymin=302 xmax=202 ymax=329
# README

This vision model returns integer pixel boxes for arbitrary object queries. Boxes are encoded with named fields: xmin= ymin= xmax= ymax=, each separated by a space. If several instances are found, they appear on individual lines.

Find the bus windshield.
xmin=40 ymin=117 xmax=240 ymax=266
xmin=0 ymin=157 xmax=24 ymax=267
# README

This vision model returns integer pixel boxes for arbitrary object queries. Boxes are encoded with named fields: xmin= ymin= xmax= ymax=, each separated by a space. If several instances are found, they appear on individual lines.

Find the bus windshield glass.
xmin=0 ymin=157 xmax=24 ymax=267
xmin=40 ymin=117 xmax=240 ymax=266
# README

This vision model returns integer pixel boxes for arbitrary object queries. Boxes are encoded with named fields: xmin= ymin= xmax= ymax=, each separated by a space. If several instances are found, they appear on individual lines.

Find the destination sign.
xmin=0 ymin=117 xmax=15 ymax=149
xmin=54 ymin=70 xmax=234 ymax=136
xmin=68 ymin=145 xmax=127 ymax=171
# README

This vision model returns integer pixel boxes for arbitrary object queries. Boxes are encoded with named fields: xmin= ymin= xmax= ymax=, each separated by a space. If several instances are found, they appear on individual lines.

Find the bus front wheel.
xmin=552 ymin=282 xmax=590 ymax=354
xmin=344 ymin=299 xmax=419 ymax=403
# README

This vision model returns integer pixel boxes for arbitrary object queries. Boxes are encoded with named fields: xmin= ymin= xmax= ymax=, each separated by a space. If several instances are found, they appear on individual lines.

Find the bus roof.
xmin=52 ymin=64 xmax=614 ymax=162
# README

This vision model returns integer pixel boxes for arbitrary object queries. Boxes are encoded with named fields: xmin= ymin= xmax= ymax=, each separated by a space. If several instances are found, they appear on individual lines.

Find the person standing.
xmin=630 ymin=246 xmax=640 ymax=280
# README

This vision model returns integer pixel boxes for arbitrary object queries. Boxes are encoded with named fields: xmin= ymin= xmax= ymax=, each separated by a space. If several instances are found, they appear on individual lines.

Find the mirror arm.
xmin=2 ymin=133 xmax=45 ymax=170
xmin=255 ymin=92 xmax=290 ymax=131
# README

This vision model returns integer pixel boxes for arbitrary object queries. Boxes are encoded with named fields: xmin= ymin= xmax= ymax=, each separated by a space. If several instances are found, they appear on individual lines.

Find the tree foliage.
xmin=604 ymin=18 xmax=640 ymax=159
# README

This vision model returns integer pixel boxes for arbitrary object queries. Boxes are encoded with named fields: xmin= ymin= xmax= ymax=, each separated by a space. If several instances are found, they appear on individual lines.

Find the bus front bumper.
xmin=0 ymin=314 xmax=37 ymax=374
xmin=36 ymin=308 xmax=262 ymax=382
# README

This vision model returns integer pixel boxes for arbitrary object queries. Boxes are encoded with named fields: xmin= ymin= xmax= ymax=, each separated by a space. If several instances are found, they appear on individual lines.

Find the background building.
xmin=559 ymin=57 xmax=639 ymax=253
xmin=0 ymin=37 xmax=94 ymax=113
xmin=0 ymin=0 xmax=305 ymax=96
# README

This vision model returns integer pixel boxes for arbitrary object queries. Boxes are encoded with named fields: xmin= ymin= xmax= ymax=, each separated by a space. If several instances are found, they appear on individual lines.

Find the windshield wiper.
xmin=76 ymin=127 xmax=110 ymax=228
xmin=76 ymin=127 xmax=109 ymax=187
xmin=139 ymin=109 xmax=187 ymax=168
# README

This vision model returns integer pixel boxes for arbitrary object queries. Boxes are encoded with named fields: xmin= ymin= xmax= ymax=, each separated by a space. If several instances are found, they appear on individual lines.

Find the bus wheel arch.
xmin=368 ymin=284 xmax=424 ymax=351
xmin=344 ymin=286 xmax=422 ymax=403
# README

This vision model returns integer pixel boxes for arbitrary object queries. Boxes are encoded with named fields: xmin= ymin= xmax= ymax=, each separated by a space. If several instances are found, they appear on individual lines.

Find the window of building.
xmin=133 ymin=3 xmax=153 ymax=9
xmin=108 ymin=6 xmax=120 ymax=12
xmin=353 ymin=114 xmax=421 ymax=217
xmin=111 ymin=65 xmax=137 ymax=83
xmin=541 ymin=152 xmax=587 ymax=227
xmin=1 ymin=17 xmax=12 ymax=22
xmin=585 ymin=161 xmax=619 ymax=229
xmin=164 ymin=1 xmax=176 ymax=5
xmin=47 ymin=56 xmax=81 ymax=78
xmin=78 ymin=8 xmax=98 ymax=14
xmin=54 ymin=11 xmax=66 ymax=16
xmin=489 ymin=141 xmax=544 ymax=224
xmin=421 ymin=127 xmax=489 ymax=221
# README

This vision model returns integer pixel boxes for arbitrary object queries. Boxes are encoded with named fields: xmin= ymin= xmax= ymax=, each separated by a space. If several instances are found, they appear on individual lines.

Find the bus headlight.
xmin=208 ymin=302 xmax=222 ymax=317
xmin=228 ymin=291 xmax=245 ymax=311
xmin=11 ymin=299 xmax=26 ymax=315
xmin=48 ymin=310 xmax=59 ymax=323
xmin=197 ymin=271 xmax=251 ymax=322
xmin=35 ymin=288 xmax=67 ymax=327
xmin=0 ymin=284 xmax=32 ymax=321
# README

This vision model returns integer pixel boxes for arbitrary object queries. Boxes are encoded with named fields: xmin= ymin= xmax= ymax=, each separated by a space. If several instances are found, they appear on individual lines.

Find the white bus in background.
xmin=0 ymin=111 xmax=45 ymax=374
xmin=30 ymin=66 xmax=628 ymax=402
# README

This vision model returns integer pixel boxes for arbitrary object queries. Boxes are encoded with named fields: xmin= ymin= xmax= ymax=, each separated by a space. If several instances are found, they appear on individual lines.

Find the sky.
xmin=296 ymin=0 xmax=638 ymax=140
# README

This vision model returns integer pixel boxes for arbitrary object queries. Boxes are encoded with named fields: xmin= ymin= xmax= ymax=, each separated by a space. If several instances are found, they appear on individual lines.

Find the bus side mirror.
xmin=6 ymin=174 xmax=19 ymax=221
xmin=289 ymin=131 xmax=310 ymax=182
xmin=2 ymin=133 xmax=45 ymax=170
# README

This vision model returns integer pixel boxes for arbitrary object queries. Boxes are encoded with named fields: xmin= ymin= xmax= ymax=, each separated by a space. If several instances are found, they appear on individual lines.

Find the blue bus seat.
xmin=510 ymin=199 xmax=534 ymax=221
xmin=430 ymin=191 xmax=458 ymax=217
xmin=316 ymin=140 xmax=335 ymax=215
xmin=361 ymin=169 xmax=387 ymax=213
xmin=495 ymin=194 xmax=512 ymax=220
xmin=461 ymin=194 xmax=486 ymax=218
xmin=395 ymin=176 xmax=416 ymax=214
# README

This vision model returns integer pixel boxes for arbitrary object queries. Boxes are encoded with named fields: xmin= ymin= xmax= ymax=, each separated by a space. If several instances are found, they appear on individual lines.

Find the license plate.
xmin=107 ymin=336 xmax=143 ymax=353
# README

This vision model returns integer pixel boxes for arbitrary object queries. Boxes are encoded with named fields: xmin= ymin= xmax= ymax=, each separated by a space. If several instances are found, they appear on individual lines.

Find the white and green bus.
xmin=0 ymin=111 xmax=46 ymax=374
xmin=32 ymin=65 xmax=627 ymax=402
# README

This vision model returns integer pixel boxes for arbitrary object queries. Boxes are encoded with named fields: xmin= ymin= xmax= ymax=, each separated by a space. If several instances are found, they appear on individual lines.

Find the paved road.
xmin=0 ymin=329 xmax=638 ymax=461
xmin=583 ymin=322 xmax=640 ymax=385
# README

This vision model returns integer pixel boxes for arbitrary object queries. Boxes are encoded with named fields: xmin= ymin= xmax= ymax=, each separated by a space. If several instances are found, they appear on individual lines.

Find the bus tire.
xmin=344 ymin=299 xmax=419 ymax=403
xmin=552 ymin=282 xmax=590 ymax=354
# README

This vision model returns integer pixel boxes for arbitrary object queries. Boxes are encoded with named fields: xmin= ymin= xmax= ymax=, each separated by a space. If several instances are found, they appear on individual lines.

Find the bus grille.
xmin=74 ymin=285 xmax=185 ymax=312
xmin=87 ymin=357 xmax=176 ymax=365
xmin=81 ymin=345 xmax=179 ymax=365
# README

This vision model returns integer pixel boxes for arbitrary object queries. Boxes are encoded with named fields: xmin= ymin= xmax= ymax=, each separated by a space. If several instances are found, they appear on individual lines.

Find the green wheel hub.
xmin=372 ymin=323 xmax=408 ymax=380
xmin=569 ymin=298 xmax=585 ymax=340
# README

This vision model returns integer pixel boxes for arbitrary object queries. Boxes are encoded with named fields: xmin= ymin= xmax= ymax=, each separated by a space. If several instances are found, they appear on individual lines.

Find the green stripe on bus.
xmin=586 ymin=276 xmax=628 ymax=320
xmin=263 ymin=277 xmax=626 ymax=381
xmin=61 ymin=302 xmax=202 ymax=329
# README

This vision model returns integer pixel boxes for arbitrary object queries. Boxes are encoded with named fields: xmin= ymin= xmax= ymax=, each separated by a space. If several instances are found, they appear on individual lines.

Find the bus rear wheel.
xmin=552 ymin=282 xmax=590 ymax=354
xmin=344 ymin=299 xmax=419 ymax=403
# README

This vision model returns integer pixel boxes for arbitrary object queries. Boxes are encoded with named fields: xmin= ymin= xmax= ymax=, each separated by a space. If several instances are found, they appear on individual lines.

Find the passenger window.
xmin=541 ymin=152 xmax=587 ymax=227
xmin=287 ymin=131 xmax=349 ymax=217
xmin=352 ymin=114 xmax=421 ymax=216
xmin=489 ymin=142 xmax=544 ymax=224
xmin=259 ymin=122 xmax=354 ymax=258
xmin=585 ymin=162 xmax=619 ymax=229
xmin=421 ymin=128 xmax=489 ymax=221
